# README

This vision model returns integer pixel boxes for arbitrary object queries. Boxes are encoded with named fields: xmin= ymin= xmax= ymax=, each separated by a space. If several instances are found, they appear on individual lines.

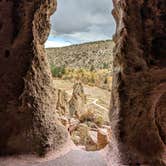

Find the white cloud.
xmin=49 ymin=0 xmax=116 ymax=44
xmin=63 ymin=30 xmax=111 ymax=43
xmin=45 ymin=40 xmax=71 ymax=48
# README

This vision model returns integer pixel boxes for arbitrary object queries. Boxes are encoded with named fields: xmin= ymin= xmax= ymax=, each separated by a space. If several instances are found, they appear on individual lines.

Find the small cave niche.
xmin=4 ymin=49 xmax=10 ymax=58
xmin=0 ymin=21 xmax=3 ymax=31
xmin=134 ymin=65 xmax=143 ymax=72
xmin=151 ymin=37 xmax=166 ymax=67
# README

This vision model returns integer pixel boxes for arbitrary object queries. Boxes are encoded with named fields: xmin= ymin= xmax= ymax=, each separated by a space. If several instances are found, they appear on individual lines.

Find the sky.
xmin=45 ymin=0 xmax=116 ymax=48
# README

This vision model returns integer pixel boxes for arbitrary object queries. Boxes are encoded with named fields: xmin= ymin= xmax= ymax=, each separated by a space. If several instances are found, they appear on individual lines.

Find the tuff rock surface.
xmin=0 ymin=0 xmax=68 ymax=155
xmin=111 ymin=0 xmax=166 ymax=165
xmin=69 ymin=82 xmax=87 ymax=118
xmin=55 ymin=89 xmax=69 ymax=117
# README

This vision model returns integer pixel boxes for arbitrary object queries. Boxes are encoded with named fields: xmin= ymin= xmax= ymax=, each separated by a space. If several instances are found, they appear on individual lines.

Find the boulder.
xmin=71 ymin=123 xmax=89 ymax=145
xmin=68 ymin=118 xmax=80 ymax=134
xmin=85 ymin=130 xmax=98 ymax=151
xmin=79 ymin=106 xmax=108 ymax=127
xmin=70 ymin=121 xmax=110 ymax=151
xmin=97 ymin=128 xmax=109 ymax=150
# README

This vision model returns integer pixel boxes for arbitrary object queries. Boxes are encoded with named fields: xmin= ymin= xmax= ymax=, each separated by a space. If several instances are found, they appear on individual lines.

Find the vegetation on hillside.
xmin=46 ymin=40 xmax=114 ymax=70
xmin=50 ymin=64 xmax=112 ymax=90
xmin=51 ymin=65 xmax=65 ymax=78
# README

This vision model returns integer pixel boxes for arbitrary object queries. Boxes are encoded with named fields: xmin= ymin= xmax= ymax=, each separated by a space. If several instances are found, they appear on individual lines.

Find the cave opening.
xmin=0 ymin=0 xmax=165 ymax=165
xmin=44 ymin=0 xmax=116 ymax=151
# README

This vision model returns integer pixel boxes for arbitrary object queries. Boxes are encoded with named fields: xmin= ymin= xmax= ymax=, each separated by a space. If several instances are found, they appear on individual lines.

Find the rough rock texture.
xmin=111 ymin=0 xmax=166 ymax=165
xmin=69 ymin=83 xmax=87 ymax=118
xmin=97 ymin=128 xmax=109 ymax=150
xmin=46 ymin=40 xmax=114 ymax=70
xmin=55 ymin=89 xmax=69 ymax=117
xmin=0 ymin=0 xmax=68 ymax=155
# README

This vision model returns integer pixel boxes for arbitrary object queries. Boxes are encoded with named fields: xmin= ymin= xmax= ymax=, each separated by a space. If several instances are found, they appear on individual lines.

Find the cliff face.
xmin=46 ymin=40 xmax=114 ymax=70
xmin=111 ymin=0 xmax=166 ymax=164
xmin=0 ymin=0 xmax=68 ymax=155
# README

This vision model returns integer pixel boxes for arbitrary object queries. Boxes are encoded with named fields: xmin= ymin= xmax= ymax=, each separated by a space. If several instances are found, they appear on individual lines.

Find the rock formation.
xmin=69 ymin=82 xmax=87 ymax=118
xmin=55 ymin=89 xmax=69 ymax=117
xmin=111 ymin=0 xmax=166 ymax=165
xmin=0 ymin=0 xmax=68 ymax=155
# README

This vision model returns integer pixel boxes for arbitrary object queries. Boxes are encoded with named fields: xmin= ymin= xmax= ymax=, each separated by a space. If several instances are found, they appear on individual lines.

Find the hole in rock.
xmin=4 ymin=49 xmax=10 ymax=58
xmin=45 ymin=0 xmax=116 ymax=151
xmin=0 ymin=21 xmax=3 ymax=30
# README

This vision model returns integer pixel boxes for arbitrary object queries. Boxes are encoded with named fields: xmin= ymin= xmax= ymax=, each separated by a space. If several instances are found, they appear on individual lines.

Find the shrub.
xmin=104 ymin=77 xmax=108 ymax=84
xmin=90 ymin=65 xmax=95 ymax=71
xmin=102 ymin=63 xmax=109 ymax=69
xmin=50 ymin=65 xmax=112 ymax=90
xmin=51 ymin=65 xmax=66 ymax=78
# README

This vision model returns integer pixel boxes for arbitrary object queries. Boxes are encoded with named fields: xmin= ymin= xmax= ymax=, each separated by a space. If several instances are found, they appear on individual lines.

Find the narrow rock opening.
xmin=45 ymin=0 xmax=116 ymax=152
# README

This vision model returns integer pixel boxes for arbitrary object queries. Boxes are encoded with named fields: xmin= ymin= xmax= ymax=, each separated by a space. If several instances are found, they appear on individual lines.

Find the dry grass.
xmin=51 ymin=67 xmax=112 ymax=91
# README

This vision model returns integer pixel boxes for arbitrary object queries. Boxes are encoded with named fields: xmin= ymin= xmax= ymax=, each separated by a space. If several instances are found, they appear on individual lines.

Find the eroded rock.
xmin=71 ymin=123 xmax=89 ymax=145
xmin=0 ymin=0 xmax=68 ymax=156
xmin=86 ymin=130 xmax=98 ymax=151
xmin=69 ymin=82 xmax=87 ymax=118
xmin=111 ymin=0 xmax=166 ymax=165
xmin=79 ymin=106 xmax=109 ymax=127
xmin=55 ymin=89 xmax=69 ymax=117
xmin=97 ymin=128 xmax=109 ymax=150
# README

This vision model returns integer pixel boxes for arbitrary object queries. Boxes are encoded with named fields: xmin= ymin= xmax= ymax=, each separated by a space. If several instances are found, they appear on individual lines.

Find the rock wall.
xmin=0 ymin=0 xmax=68 ymax=155
xmin=111 ymin=0 xmax=166 ymax=165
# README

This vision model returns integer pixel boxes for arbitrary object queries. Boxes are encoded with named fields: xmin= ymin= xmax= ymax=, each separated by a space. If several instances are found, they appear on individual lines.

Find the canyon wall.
xmin=0 ymin=0 xmax=68 ymax=155
xmin=111 ymin=0 xmax=166 ymax=165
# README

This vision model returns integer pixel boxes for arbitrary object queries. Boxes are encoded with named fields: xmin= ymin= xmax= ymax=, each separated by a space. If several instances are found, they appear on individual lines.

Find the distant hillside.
xmin=46 ymin=40 xmax=114 ymax=70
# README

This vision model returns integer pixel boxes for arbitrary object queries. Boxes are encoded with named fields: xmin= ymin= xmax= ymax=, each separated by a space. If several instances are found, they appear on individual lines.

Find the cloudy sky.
xmin=45 ymin=0 xmax=115 ymax=48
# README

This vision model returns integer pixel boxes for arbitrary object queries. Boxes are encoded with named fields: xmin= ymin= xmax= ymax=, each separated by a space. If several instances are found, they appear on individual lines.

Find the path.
xmin=66 ymin=89 xmax=109 ymax=112
xmin=88 ymin=97 xmax=109 ymax=112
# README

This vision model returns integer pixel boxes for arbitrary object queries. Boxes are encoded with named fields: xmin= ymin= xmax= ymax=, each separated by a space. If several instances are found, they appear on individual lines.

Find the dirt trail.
xmin=87 ymin=97 xmax=109 ymax=112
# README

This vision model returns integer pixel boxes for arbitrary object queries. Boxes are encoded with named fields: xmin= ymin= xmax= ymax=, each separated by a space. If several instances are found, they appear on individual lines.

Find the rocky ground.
xmin=53 ymin=79 xmax=111 ymax=151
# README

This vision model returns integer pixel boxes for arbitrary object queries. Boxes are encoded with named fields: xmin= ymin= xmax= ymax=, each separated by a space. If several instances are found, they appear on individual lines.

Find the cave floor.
xmin=0 ymin=140 xmax=163 ymax=166
xmin=0 ymin=149 xmax=107 ymax=166
xmin=0 ymin=149 xmax=151 ymax=166
xmin=31 ymin=150 xmax=107 ymax=166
